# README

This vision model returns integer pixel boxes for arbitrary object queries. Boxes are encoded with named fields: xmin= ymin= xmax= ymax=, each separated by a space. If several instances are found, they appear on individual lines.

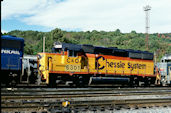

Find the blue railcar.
xmin=1 ymin=35 xmax=24 ymax=86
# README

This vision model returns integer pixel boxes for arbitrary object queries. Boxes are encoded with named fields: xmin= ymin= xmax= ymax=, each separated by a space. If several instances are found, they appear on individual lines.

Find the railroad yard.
xmin=2 ymin=0 xmax=171 ymax=112
xmin=1 ymin=87 xmax=171 ymax=113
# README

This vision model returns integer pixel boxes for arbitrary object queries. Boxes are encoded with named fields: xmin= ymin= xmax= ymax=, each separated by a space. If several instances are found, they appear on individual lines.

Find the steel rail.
xmin=2 ymin=87 xmax=171 ymax=112
xmin=2 ymin=98 xmax=171 ymax=112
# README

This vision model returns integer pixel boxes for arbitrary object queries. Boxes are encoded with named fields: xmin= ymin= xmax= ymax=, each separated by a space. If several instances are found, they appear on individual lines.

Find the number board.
xmin=65 ymin=65 xmax=81 ymax=72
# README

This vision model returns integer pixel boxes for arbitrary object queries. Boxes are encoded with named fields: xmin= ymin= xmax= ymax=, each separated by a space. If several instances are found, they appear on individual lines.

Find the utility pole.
xmin=143 ymin=5 xmax=151 ymax=51
xmin=43 ymin=36 xmax=46 ymax=52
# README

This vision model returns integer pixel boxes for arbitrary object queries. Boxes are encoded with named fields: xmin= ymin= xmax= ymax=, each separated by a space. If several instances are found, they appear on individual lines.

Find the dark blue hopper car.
xmin=1 ymin=35 xmax=24 ymax=86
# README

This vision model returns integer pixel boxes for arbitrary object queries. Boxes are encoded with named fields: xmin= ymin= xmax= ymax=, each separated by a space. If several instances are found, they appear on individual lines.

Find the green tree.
xmin=5 ymin=28 xmax=170 ymax=62
xmin=50 ymin=28 xmax=63 ymax=41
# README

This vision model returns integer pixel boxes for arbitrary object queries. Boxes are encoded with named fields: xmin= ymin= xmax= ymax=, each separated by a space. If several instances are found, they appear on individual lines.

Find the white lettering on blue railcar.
xmin=1 ymin=49 xmax=20 ymax=55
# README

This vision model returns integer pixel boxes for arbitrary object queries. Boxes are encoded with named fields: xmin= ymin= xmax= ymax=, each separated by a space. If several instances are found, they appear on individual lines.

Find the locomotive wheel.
xmin=144 ymin=77 xmax=150 ymax=87
xmin=8 ymin=76 xmax=18 ymax=87
xmin=74 ymin=75 xmax=90 ymax=88
xmin=128 ymin=76 xmax=134 ymax=87
xmin=72 ymin=75 xmax=81 ymax=87
xmin=73 ymin=75 xmax=88 ymax=87
xmin=134 ymin=77 xmax=140 ymax=87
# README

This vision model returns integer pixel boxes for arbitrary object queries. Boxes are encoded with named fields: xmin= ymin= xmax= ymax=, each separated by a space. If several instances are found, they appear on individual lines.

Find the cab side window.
xmin=68 ymin=50 xmax=77 ymax=57
xmin=52 ymin=48 xmax=62 ymax=53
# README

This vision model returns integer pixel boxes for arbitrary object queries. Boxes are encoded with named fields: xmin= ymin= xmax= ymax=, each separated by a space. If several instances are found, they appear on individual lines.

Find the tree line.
xmin=2 ymin=28 xmax=171 ymax=62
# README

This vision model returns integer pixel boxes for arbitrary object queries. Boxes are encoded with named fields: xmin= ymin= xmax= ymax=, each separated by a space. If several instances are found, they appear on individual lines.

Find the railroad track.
xmin=1 ymin=87 xmax=171 ymax=113
xmin=1 ymin=82 xmax=169 ymax=88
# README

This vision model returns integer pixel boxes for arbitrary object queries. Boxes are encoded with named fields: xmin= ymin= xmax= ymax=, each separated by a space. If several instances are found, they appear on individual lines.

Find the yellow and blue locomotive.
xmin=37 ymin=42 xmax=156 ymax=86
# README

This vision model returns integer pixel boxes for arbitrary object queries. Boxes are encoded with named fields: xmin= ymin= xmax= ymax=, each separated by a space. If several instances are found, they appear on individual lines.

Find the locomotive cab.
xmin=37 ymin=42 xmax=85 ymax=86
